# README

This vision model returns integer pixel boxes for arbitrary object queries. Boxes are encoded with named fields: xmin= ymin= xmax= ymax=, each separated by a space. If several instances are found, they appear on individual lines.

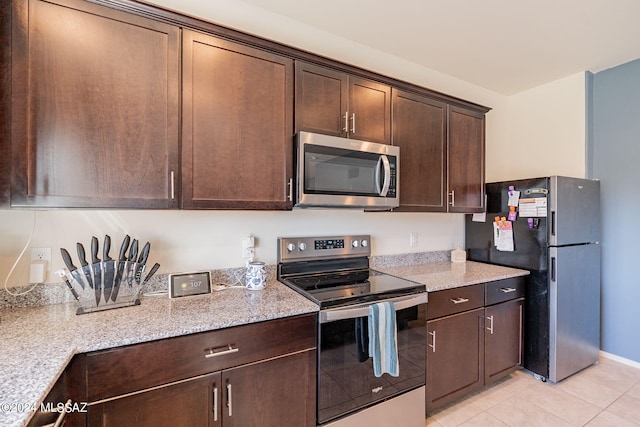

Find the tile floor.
xmin=426 ymin=357 xmax=640 ymax=426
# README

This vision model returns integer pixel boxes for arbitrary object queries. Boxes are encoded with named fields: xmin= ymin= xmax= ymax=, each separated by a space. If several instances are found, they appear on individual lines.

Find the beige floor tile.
xmin=487 ymin=395 xmax=574 ymax=427
xmin=556 ymin=372 xmax=624 ymax=409
xmin=585 ymin=410 xmax=640 ymax=427
xmin=521 ymin=380 xmax=601 ymax=425
xmin=428 ymin=399 xmax=485 ymax=427
xmin=626 ymin=381 xmax=640 ymax=400
xmin=606 ymin=394 xmax=640 ymax=425
xmin=425 ymin=416 xmax=444 ymax=427
xmin=578 ymin=360 xmax=640 ymax=393
xmin=458 ymin=412 xmax=508 ymax=427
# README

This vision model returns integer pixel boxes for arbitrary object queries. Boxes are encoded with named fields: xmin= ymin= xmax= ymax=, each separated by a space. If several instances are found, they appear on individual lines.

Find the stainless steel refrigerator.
xmin=465 ymin=176 xmax=601 ymax=382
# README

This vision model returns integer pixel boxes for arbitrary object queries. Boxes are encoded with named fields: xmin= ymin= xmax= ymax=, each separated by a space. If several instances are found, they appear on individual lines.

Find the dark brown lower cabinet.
xmin=426 ymin=277 xmax=526 ymax=413
xmin=88 ymin=373 xmax=218 ymax=427
xmin=485 ymin=298 xmax=524 ymax=385
xmin=88 ymin=349 xmax=316 ymax=427
xmin=426 ymin=308 xmax=484 ymax=411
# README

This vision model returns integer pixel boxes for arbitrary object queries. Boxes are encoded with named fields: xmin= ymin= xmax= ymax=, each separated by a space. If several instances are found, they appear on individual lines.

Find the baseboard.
xmin=600 ymin=350 xmax=640 ymax=370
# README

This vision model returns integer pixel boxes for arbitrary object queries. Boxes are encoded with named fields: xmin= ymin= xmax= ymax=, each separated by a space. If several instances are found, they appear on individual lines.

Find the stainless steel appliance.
xmin=295 ymin=132 xmax=399 ymax=209
xmin=465 ymin=176 xmax=601 ymax=382
xmin=277 ymin=235 xmax=426 ymax=426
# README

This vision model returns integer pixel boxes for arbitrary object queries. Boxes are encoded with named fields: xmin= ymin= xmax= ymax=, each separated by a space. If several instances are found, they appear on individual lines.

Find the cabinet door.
xmin=426 ymin=308 xmax=484 ymax=411
xmin=447 ymin=106 xmax=485 ymax=213
xmin=222 ymin=350 xmax=316 ymax=427
xmin=182 ymin=30 xmax=294 ymax=210
xmin=88 ymin=372 xmax=221 ymax=427
xmin=295 ymin=62 xmax=348 ymax=137
xmin=349 ymin=77 xmax=391 ymax=144
xmin=11 ymin=0 xmax=180 ymax=208
xmin=485 ymin=298 xmax=524 ymax=385
xmin=392 ymin=89 xmax=446 ymax=211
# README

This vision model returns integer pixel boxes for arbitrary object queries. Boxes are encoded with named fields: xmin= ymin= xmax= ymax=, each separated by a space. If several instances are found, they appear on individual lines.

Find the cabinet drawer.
xmin=87 ymin=313 xmax=316 ymax=402
xmin=485 ymin=277 xmax=526 ymax=306
xmin=427 ymin=284 xmax=484 ymax=320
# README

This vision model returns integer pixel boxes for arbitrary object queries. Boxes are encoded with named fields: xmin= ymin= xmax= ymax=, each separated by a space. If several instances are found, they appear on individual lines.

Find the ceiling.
xmin=226 ymin=0 xmax=640 ymax=95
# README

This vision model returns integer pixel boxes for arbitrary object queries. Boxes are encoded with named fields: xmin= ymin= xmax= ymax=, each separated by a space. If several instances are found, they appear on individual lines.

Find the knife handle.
xmin=91 ymin=236 xmax=100 ymax=263
xmin=128 ymin=239 xmax=139 ymax=262
xmin=137 ymin=242 xmax=150 ymax=265
xmin=103 ymin=235 xmax=112 ymax=261
xmin=118 ymin=235 xmax=131 ymax=262
xmin=142 ymin=263 xmax=160 ymax=285
xmin=77 ymin=243 xmax=88 ymax=267
xmin=60 ymin=248 xmax=77 ymax=271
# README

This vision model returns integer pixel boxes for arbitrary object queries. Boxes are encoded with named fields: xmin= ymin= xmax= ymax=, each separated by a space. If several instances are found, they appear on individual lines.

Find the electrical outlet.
xmin=30 ymin=248 xmax=51 ymax=271
xmin=242 ymin=236 xmax=255 ymax=261
xmin=409 ymin=232 xmax=418 ymax=247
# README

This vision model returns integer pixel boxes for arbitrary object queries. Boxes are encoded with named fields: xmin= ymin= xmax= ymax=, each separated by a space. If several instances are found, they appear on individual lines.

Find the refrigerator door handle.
xmin=551 ymin=256 xmax=556 ymax=282
xmin=551 ymin=211 xmax=556 ymax=237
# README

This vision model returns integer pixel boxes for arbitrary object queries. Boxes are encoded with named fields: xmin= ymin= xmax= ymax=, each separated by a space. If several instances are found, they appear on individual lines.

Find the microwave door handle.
xmin=374 ymin=157 xmax=383 ymax=195
xmin=380 ymin=155 xmax=391 ymax=197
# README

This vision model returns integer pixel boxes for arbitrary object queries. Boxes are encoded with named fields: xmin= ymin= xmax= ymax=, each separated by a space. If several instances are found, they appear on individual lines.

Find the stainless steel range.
xmin=277 ymin=235 xmax=427 ymax=426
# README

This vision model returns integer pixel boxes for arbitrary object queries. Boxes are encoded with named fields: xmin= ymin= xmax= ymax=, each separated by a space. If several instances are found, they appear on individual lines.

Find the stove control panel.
xmin=278 ymin=235 xmax=371 ymax=262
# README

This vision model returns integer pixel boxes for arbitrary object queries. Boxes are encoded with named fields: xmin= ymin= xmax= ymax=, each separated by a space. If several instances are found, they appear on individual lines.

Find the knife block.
xmin=66 ymin=261 xmax=146 ymax=314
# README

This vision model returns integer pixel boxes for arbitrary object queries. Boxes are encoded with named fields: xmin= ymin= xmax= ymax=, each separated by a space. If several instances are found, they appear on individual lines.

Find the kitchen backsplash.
xmin=0 ymin=252 xmax=449 ymax=309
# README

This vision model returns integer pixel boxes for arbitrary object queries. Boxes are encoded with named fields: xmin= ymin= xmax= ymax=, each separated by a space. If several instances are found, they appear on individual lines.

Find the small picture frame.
xmin=168 ymin=271 xmax=212 ymax=298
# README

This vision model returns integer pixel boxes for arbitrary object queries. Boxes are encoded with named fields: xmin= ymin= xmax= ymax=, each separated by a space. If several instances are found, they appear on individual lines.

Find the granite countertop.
xmin=0 ymin=280 xmax=318 ymax=427
xmin=374 ymin=260 xmax=530 ymax=292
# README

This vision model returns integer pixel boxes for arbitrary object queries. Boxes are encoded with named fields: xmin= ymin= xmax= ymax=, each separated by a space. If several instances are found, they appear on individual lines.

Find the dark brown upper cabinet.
xmin=447 ymin=106 xmax=486 ymax=213
xmin=391 ymin=89 xmax=485 ymax=213
xmin=295 ymin=62 xmax=391 ymax=145
xmin=391 ymin=89 xmax=447 ymax=211
xmin=9 ymin=0 xmax=180 ymax=208
xmin=182 ymin=30 xmax=294 ymax=210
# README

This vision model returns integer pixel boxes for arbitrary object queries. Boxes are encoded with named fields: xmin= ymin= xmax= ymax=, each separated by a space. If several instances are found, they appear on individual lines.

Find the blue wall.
xmin=590 ymin=59 xmax=640 ymax=363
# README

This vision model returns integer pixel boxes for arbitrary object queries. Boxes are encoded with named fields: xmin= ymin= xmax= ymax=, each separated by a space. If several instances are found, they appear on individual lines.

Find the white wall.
xmin=489 ymin=72 xmax=587 ymax=181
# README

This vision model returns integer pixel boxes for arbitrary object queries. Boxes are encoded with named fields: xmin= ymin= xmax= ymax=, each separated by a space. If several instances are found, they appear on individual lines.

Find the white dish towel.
xmin=368 ymin=301 xmax=399 ymax=377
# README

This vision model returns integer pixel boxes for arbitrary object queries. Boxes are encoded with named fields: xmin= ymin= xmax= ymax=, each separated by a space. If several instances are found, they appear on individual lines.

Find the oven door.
xmin=317 ymin=293 xmax=427 ymax=425
xmin=296 ymin=132 xmax=399 ymax=209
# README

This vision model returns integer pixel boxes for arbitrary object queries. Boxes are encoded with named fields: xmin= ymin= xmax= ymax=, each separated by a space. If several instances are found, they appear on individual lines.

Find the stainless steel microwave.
xmin=295 ymin=131 xmax=399 ymax=209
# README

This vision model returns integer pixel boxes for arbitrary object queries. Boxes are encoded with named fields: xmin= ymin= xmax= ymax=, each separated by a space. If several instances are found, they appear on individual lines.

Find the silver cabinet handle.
xmin=287 ymin=178 xmax=293 ymax=202
xmin=227 ymin=383 xmax=233 ymax=417
xmin=343 ymin=112 xmax=349 ymax=133
xmin=450 ymin=297 xmax=469 ymax=304
xmin=500 ymin=287 xmax=517 ymax=293
xmin=170 ymin=171 xmax=175 ymax=200
xmin=351 ymin=112 xmax=356 ymax=133
xmin=486 ymin=315 xmax=494 ymax=334
xmin=449 ymin=190 xmax=455 ymax=206
xmin=213 ymin=386 xmax=218 ymax=422
xmin=428 ymin=330 xmax=436 ymax=353
xmin=205 ymin=345 xmax=239 ymax=359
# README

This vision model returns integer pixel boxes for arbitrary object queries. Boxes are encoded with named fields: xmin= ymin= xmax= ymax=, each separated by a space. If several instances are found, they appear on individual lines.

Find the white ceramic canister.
xmin=245 ymin=261 xmax=266 ymax=290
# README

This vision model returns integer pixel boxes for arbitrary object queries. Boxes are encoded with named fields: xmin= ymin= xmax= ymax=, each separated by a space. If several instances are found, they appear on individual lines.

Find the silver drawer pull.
xmin=486 ymin=315 xmax=494 ymax=334
xmin=205 ymin=345 xmax=239 ymax=359
xmin=450 ymin=297 xmax=470 ymax=304
xmin=428 ymin=330 xmax=436 ymax=353
xmin=500 ymin=287 xmax=517 ymax=293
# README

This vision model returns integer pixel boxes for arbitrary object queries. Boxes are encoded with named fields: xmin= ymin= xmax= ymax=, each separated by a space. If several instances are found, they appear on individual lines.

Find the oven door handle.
xmin=319 ymin=293 xmax=427 ymax=323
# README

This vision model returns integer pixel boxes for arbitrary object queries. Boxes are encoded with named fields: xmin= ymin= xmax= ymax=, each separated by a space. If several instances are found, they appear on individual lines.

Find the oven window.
xmin=317 ymin=304 xmax=426 ymax=424
xmin=304 ymin=144 xmax=384 ymax=196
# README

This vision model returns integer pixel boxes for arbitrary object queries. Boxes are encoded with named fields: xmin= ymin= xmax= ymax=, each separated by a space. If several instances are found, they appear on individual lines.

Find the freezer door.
xmin=549 ymin=177 xmax=600 ymax=246
xmin=549 ymin=244 xmax=600 ymax=382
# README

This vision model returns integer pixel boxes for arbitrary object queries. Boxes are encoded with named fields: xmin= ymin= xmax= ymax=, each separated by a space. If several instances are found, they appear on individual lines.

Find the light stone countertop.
xmin=0 ymin=280 xmax=318 ymax=427
xmin=373 ymin=260 xmax=530 ymax=292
